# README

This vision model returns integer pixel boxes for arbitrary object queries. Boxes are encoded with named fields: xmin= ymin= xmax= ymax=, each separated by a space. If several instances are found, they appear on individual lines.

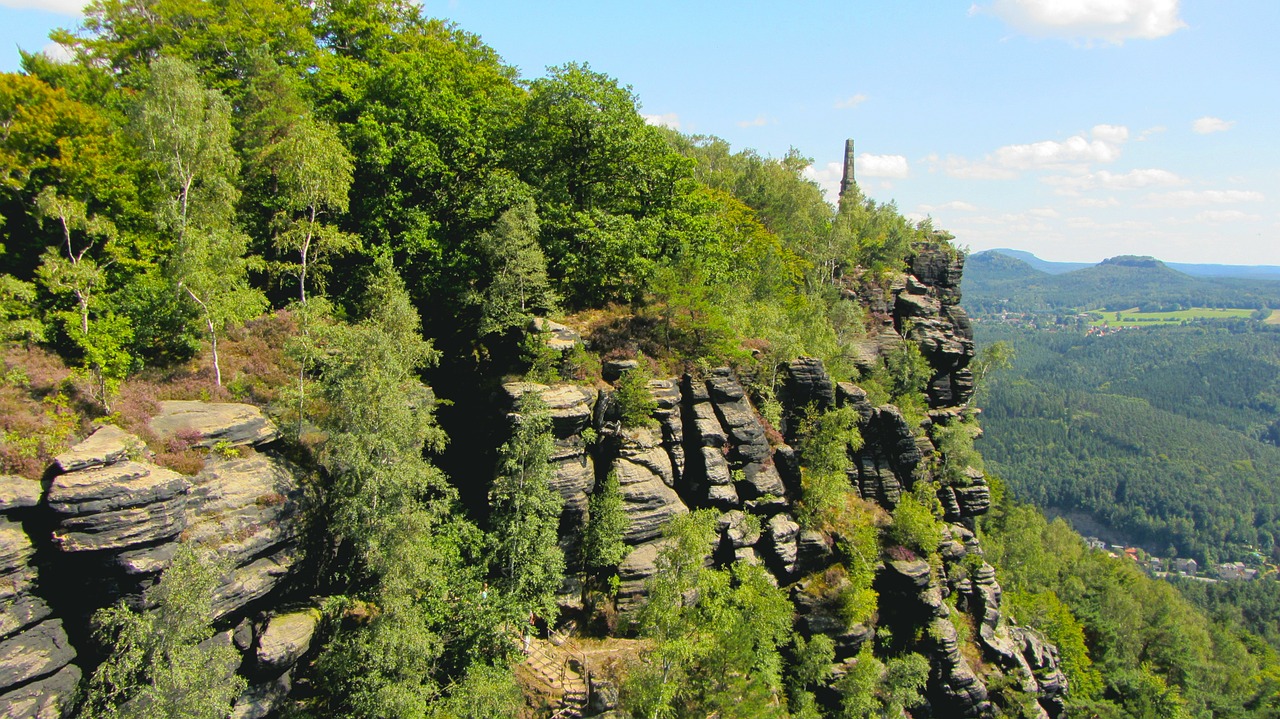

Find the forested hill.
xmin=965 ymin=250 xmax=1280 ymax=313
xmin=976 ymin=322 xmax=1280 ymax=562
xmin=988 ymin=248 xmax=1280 ymax=281
xmin=4 ymin=2 xmax=1280 ymax=718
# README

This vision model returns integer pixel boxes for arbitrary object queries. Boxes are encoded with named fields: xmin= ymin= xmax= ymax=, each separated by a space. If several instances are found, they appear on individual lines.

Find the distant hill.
xmin=987 ymin=248 xmax=1091 ymax=274
xmin=963 ymin=250 xmax=1280 ymax=314
xmin=986 ymin=248 xmax=1280 ymax=282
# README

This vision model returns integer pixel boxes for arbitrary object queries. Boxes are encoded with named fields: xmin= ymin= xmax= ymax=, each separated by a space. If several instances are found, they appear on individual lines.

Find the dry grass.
xmin=0 ymin=311 xmax=300 ymax=479
xmin=0 ymin=346 xmax=94 ymax=478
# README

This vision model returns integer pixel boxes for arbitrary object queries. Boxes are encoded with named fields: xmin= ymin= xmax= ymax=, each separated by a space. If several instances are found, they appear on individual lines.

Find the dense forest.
xmin=4 ymin=1 xmax=1280 ymax=718
xmin=974 ymin=322 xmax=1280 ymax=563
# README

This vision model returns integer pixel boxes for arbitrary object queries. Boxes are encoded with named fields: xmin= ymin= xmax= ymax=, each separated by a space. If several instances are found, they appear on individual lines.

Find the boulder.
xmin=52 ymin=492 xmax=189 ymax=552
xmin=530 ymin=317 xmax=581 ymax=351
xmin=690 ymin=401 xmax=727 ymax=448
xmin=211 ymin=549 xmax=300 ymax=620
xmin=617 ymin=540 xmax=670 ymax=610
xmin=256 ymin=609 xmax=320 ymax=671
xmin=0 ymin=620 xmax=75 ymax=691
xmin=763 ymin=513 xmax=800 ymax=575
xmin=602 ymin=359 xmax=639 ymax=382
xmin=548 ymin=442 xmax=596 ymax=514
xmin=233 ymin=670 xmax=292 ymax=719
xmin=0 ymin=477 xmax=41 ymax=512
xmin=149 ymin=400 xmax=279 ymax=448
xmin=0 ymin=663 xmax=80 ymax=719
xmin=503 ymin=383 xmax=595 ymax=436
xmin=181 ymin=453 xmax=301 ymax=566
xmin=613 ymin=454 xmax=687 ymax=544
xmin=52 ymin=424 xmax=141 ymax=474
xmin=719 ymin=510 xmax=761 ymax=548
xmin=780 ymin=358 xmax=835 ymax=415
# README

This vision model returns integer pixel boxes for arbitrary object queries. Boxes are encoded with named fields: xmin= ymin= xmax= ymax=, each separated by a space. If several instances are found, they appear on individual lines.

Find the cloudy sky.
xmin=4 ymin=0 xmax=1277 ymax=264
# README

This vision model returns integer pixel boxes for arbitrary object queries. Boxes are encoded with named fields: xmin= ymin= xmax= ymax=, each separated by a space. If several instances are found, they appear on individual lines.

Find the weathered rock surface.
xmin=52 ymin=424 xmax=141 ymax=474
xmin=256 ymin=609 xmax=320 ymax=671
xmin=150 ymin=400 xmax=280 ymax=448
xmin=0 ymin=517 xmax=34 ymax=576
xmin=0 ymin=663 xmax=80 ymax=719
xmin=530 ymin=317 xmax=581 ymax=351
xmin=0 ymin=477 xmax=40 ymax=512
xmin=233 ymin=670 xmax=292 ymax=719
xmin=0 ymin=620 xmax=75 ymax=691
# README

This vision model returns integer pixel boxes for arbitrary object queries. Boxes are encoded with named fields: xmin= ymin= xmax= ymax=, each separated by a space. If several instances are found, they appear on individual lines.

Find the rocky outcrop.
xmin=0 ymin=468 xmax=77 ymax=717
xmin=509 ymin=246 xmax=1061 ymax=718
xmin=149 ymin=401 xmax=280 ymax=448
xmin=0 ymin=402 xmax=311 ymax=719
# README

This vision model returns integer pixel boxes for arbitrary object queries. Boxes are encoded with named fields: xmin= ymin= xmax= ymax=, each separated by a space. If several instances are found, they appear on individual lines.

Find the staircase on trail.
xmin=520 ymin=634 xmax=590 ymax=719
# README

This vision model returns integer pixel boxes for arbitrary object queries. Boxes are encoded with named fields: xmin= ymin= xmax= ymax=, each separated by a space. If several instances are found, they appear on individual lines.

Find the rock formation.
xmin=509 ymin=243 xmax=1065 ymax=718
xmin=0 ymin=402 xmax=316 ymax=719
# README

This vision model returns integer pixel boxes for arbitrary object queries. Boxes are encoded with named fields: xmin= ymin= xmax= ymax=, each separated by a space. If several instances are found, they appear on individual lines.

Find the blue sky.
xmin=3 ymin=0 xmax=1277 ymax=264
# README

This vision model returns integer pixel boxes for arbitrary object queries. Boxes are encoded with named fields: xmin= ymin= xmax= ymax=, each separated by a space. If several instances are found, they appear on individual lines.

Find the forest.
xmin=4 ymin=1 xmax=1280 ymax=718
xmin=974 ymin=322 xmax=1280 ymax=563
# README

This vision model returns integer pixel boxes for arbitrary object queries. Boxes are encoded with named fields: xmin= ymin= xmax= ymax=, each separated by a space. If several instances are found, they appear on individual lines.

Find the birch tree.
xmin=136 ymin=56 xmax=263 ymax=385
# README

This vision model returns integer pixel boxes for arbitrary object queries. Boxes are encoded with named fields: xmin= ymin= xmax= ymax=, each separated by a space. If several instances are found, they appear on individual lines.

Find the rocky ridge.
xmin=509 ymin=244 xmax=1066 ymax=717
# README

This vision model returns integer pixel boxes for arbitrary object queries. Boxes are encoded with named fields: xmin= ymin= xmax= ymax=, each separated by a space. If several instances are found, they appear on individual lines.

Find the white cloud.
xmin=993 ymin=127 xmax=1125 ymax=169
xmin=1045 ymin=167 xmax=1185 ymax=194
xmin=919 ymin=201 xmax=979 ymax=213
xmin=975 ymin=0 xmax=1187 ymax=44
xmin=1076 ymin=196 xmax=1121 ymax=208
xmin=856 ymin=153 xmax=910 ymax=179
xmin=1192 ymin=116 xmax=1235 ymax=134
xmin=1091 ymin=124 xmax=1130 ymax=144
xmin=932 ymin=155 xmax=1019 ymax=180
xmin=1140 ymin=189 xmax=1265 ymax=207
xmin=736 ymin=115 xmax=773 ymax=128
xmin=642 ymin=113 xmax=681 ymax=130
xmin=1193 ymin=210 xmax=1261 ymax=223
xmin=802 ymin=162 xmax=844 ymax=201
xmin=937 ymin=125 xmax=1129 ymax=180
xmin=40 ymin=41 xmax=73 ymax=63
xmin=1136 ymin=125 xmax=1167 ymax=141
xmin=1028 ymin=207 xmax=1061 ymax=218
xmin=0 ymin=0 xmax=83 ymax=13
xmin=835 ymin=93 xmax=868 ymax=109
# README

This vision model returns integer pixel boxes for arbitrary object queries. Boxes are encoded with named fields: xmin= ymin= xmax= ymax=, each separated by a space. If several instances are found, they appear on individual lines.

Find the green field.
xmin=1089 ymin=307 xmax=1260 ymax=327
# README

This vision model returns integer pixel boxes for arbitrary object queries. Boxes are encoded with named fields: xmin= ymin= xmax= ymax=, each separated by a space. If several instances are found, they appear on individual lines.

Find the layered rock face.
xmin=1 ymin=402 xmax=316 ymax=719
xmin=518 ymin=244 xmax=1066 ymax=718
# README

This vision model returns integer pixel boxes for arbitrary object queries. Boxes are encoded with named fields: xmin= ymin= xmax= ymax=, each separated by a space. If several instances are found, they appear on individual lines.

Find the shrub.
xmin=887 ymin=490 xmax=943 ymax=555
xmin=614 ymin=359 xmax=657 ymax=428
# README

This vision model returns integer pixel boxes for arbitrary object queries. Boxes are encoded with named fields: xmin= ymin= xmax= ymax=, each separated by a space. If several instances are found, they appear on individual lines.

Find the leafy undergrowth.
xmin=0 ymin=312 xmax=299 ymax=478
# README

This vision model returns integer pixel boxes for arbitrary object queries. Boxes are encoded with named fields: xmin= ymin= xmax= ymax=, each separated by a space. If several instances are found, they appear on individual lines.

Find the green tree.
xmin=0 ymin=275 xmax=44 ymax=343
xmin=269 ymin=116 xmax=358 ymax=303
xmin=470 ymin=196 xmax=557 ymax=336
xmin=80 ymin=544 xmax=246 ymax=719
xmin=615 ymin=361 xmax=658 ymax=428
xmin=517 ymin=63 xmax=693 ymax=304
xmin=582 ymin=469 xmax=627 ymax=572
xmin=835 ymin=646 xmax=929 ymax=719
xmin=33 ymin=187 xmax=131 ymax=409
xmin=490 ymin=390 xmax=565 ymax=621
xmin=136 ymin=56 xmax=264 ymax=386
